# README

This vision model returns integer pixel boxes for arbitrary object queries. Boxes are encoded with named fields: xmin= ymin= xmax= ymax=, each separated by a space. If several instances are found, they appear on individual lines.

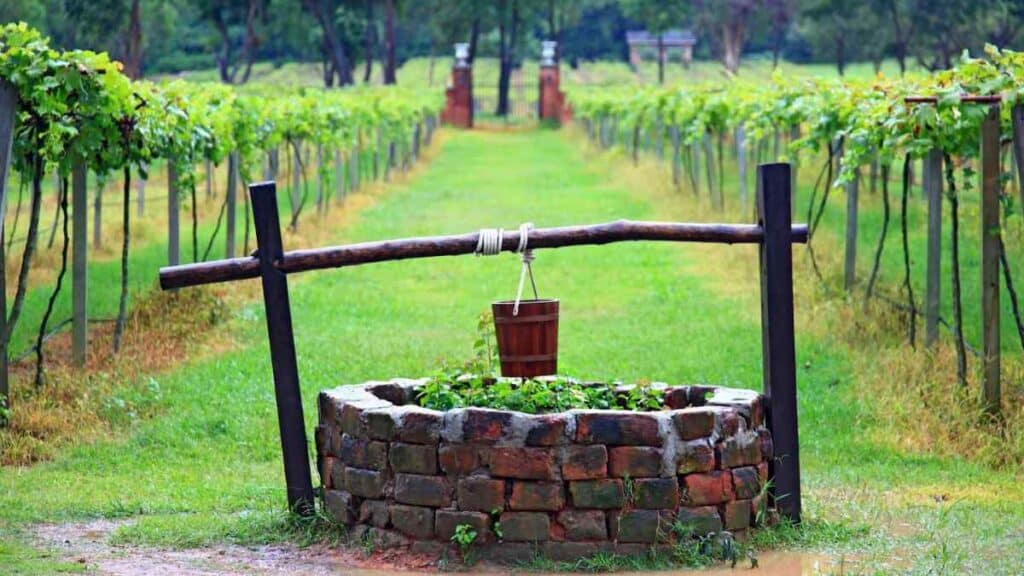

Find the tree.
xmin=122 ymin=0 xmax=144 ymax=78
xmin=800 ymin=0 xmax=882 ymax=75
xmin=622 ymin=0 xmax=691 ymax=83
xmin=764 ymin=0 xmax=794 ymax=69
xmin=910 ymin=0 xmax=987 ymax=70
xmin=193 ymin=0 xmax=267 ymax=84
xmin=870 ymin=0 xmax=914 ymax=75
xmin=695 ymin=0 xmax=758 ymax=75
xmin=495 ymin=0 xmax=523 ymax=115
xmin=301 ymin=0 xmax=355 ymax=85
xmin=382 ymin=0 xmax=397 ymax=84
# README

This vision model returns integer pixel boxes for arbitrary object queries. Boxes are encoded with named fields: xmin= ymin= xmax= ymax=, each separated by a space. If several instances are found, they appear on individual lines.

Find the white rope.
xmin=475 ymin=228 xmax=503 ymax=256
xmin=513 ymin=222 xmax=538 ymax=316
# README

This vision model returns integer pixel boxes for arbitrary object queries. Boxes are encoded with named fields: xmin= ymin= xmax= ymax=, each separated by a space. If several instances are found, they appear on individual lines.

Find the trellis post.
xmin=250 ymin=181 xmax=315 ymax=514
xmin=72 ymin=159 xmax=88 ymax=365
xmin=925 ymin=148 xmax=943 ymax=347
xmin=226 ymin=151 xmax=238 ymax=258
xmin=981 ymin=106 xmax=1001 ymax=414
xmin=757 ymin=162 xmax=801 ymax=523
xmin=0 ymin=80 xmax=17 ymax=403
xmin=168 ymin=161 xmax=180 ymax=266
xmin=844 ymin=166 xmax=859 ymax=291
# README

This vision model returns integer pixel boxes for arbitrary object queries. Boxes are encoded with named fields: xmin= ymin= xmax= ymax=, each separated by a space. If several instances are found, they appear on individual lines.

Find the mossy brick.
xmin=732 ymin=466 xmax=761 ymax=499
xmin=609 ymin=510 xmax=673 ymax=543
xmin=499 ymin=512 xmax=550 ymax=542
xmin=562 ymin=445 xmax=608 ymax=480
xmin=344 ymin=467 xmax=386 ymax=498
xmin=389 ymin=442 xmax=438 ymax=475
xmin=341 ymin=434 xmax=388 ymax=470
xmin=490 ymin=447 xmax=559 ymax=480
xmin=608 ymin=446 xmax=662 ymax=478
xmin=361 ymin=408 xmax=397 ymax=441
xmin=682 ymin=471 xmax=734 ymax=506
xmin=394 ymin=473 xmax=452 ymax=507
xmin=556 ymin=510 xmax=607 ymax=541
xmin=439 ymin=444 xmax=482 ymax=475
xmin=718 ymin=431 xmax=761 ymax=468
xmin=720 ymin=499 xmax=752 ymax=530
xmin=324 ymin=490 xmax=355 ymax=525
xmin=575 ymin=411 xmax=662 ymax=446
xmin=462 ymin=408 xmax=513 ymax=443
xmin=677 ymin=439 xmax=715 ymax=474
xmin=395 ymin=408 xmax=443 ymax=444
xmin=663 ymin=387 xmax=690 ymax=409
xmin=389 ymin=504 xmax=434 ymax=539
xmin=526 ymin=414 xmax=571 ymax=446
xmin=569 ymin=479 xmax=625 ymax=509
xmin=509 ymin=482 xmax=564 ymax=511
xmin=671 ymin=408 xmax=716 ymax=440
xmin=633 ymin=477 xmax=679 ymax=509
xmin=341 ymin=399 xmax=391 ymax=437
xmin=435 ymin=510 xmax=492 ymax=542
xmin=358 ymin=500 xmax=389 ymax=528
xmin=457 ymin=476 xmax=505 ymax=512
xmin=674 ymin=506 xmax=723 ymax=537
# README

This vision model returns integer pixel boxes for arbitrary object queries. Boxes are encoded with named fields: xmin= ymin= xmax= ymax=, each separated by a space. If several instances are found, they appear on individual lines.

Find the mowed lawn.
xmin=1 ymin=128 xmax=1023 ymax=574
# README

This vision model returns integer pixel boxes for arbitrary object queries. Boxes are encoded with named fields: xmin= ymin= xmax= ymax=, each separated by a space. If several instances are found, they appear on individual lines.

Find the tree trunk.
xmin=836 ymin=36 xmax=846 ymax=76
xmin=238 ymin=0 xmax=262 ymax=84
xmin=363 ymin=0 xmax=375 ymax=83
xmin=496 ymin=0 xmax=520 ymax=117
xmin=721 ymin=21 xmax=744 ymax=75
xmin=382 ymin=0 xmax=397 ymax=85
xmin=123 ymin=0 xmax=143 ymax=79
xmin=302 ymin=0 xmax=354 ymax=86
xmin=469 ymin=17 xmax=481 ymax=63
xmin=657 ymin=34 xmax=665 ymax=85
xmin=212 ymin=10 xmax=236 ymax=83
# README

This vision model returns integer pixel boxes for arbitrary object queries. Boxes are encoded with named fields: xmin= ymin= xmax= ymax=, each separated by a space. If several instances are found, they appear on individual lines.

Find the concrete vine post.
xmin=226 ymin=151 xmax=238 ymax=259
xmin=981 ymin=106 xmax=1001 ymax=414
xmin=136 ymin=163 xmax=146 ymax=217
xmin=167 ymin=161 xmax=180 ymax=268
xmin=925 ymin=148 xmax=943 ymax=347
xmin=72 ymin=159 xmax=88 ymax=366
xmin=844 ymin=166 xmax=860 ymax=291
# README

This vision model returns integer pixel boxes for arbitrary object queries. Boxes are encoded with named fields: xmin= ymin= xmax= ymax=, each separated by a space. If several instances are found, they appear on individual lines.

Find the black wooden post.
xmin=757 ymin=162 xmax=801 ymax=524
xmin=250 ymin=181 xmax=315 ymax=515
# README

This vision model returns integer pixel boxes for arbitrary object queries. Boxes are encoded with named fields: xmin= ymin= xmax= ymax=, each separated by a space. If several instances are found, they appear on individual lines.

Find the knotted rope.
xmin=474 ymin=223 xmax=539 ymax=316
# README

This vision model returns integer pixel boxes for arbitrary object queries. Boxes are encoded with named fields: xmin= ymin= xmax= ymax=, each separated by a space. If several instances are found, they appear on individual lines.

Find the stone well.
xmin=315 ymin=379 xmax=773 ymax=560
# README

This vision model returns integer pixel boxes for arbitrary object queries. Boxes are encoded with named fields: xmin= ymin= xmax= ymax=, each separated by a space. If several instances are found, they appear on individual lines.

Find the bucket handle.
xmin=474 ymin=223 xmax=539 ymax=317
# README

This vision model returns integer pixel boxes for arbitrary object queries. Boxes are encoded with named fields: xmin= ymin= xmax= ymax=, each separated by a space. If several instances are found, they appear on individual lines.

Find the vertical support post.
xmin=0 ymin=80 xmax=16 ymax=404
xmin=1012 ymin=105 xmax=1024 ymax=213
xmin=844 ymin=166 xmax=859 ymax=291
xmin=670 ymin=125 xmax=682 ymax=190
xmin=737 ymin=124 xmax=748 ymax=210
xmin=316 ymin=144 xmax=324 ymax=213
xmin=226 ymin=151 xmax=238 ymax=259
xmin=93 ymin=177 xmax=103 ymax=250
xmin=136 ymin=163 xmax=146 ymax=217
xmin=250 ymin=181 xmax=315 ymax=514
xmin=925 ymin=148 xmax=943 ymax=347
xmin=981 ymin=106 xmax=1001 ymax=414
xmin=205 ymin=158 xmax=213 ymax=199
xmin=72 ymin=160 xmax=88 ymax=366
xmin=757 ymin=162 xmax=801 ymax=524
xmin=334 ymin=148 xmax=344 ymax=204
xmin=789 ymin=125 xmax=801 ymax=216
xmin=167 ymin=161 xmax=180 ymax=266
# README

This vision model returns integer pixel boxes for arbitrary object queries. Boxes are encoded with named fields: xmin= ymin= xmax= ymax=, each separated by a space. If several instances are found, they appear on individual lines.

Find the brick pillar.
xmin=442 ymin=65 xmax=473 ymax=129
xmin=539 ymin=65 xmax=570 ymax=125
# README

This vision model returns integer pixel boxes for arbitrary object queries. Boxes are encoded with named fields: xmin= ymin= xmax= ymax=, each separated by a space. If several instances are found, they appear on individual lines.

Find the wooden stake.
xmin=925 ymin=148 xmax=943 ymax=347
xmin=72 ymin=160 xmax=88 ymax=366
xmin=981 ymin=106 xmax=1001 ymax=414
xmin=844 ymin=166 xmax=859 ymax=291
xmin=226 ymin=151 xmax=238 ymax=259
xmin=0 ymin=80 xmax=16 ymax=402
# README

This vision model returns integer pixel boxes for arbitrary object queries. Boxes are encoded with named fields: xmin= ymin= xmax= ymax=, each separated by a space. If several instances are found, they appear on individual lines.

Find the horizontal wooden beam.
xmin=159 ymin=219 xmax=810 ymax=290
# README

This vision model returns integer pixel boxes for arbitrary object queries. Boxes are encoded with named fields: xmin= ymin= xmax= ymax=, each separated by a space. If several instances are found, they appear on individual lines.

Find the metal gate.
xmin=473 ymin=68 xmax=538 ymax=121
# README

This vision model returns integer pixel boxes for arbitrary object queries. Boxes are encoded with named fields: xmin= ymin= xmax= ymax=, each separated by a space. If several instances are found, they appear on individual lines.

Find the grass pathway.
xmin=2 ymin=128 xmax=1022 ymax=574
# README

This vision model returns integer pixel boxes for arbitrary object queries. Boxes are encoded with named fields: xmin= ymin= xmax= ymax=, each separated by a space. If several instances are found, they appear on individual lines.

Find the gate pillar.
xmin=442 ymin=43 xmax=473 ymax=129
xmin=539 ymin=41 xmax=570 ymax=124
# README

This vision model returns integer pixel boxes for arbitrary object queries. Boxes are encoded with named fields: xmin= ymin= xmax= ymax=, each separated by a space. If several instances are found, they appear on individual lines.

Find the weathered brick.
xmin=324 ymin=490 xmax=355 ymax=524
xmin=575 ymin=412 xmax=662 ymax=446
xmin=525 ymin=414 xmax=571 ymax=446
xmin=358 ymin=500 xmax=389 ymax=528
xmin=569 ymin=479 xmax=625 ymax=509
xmin=609 ymin=510 xmax=673 ymax=543
xmin=757 ymin=462 xmax=769 ymax=484
xmin=389 ymin=442 xmax=437 ymax=474
xmin=751 ymin=495 xmax=766 ymax=526
xmin=341 ymin=434 xmax=388 ymax=470
xmin=707 ymin=388 xmax=764 ymax=428
xmin=315 ymin=425 xmax=329 ymax=454
xmin=457 ymin=476 xmax=505 ymax=512
xmin=556 ymin=510 xmax=607 ymax=541
xmin=361 ymin=408 xmax=397 ymax=441
xmin=462 ymin=408 xmax=513 ymax=443
xmin=366 ymin=382 xmax=407 ymax=405
xmin=687 ymin=385 xmax=716 ymax=406
xmin=677 ymin=440 xmax=715 ymax=474
xmin=562 ymin=445 xmax=608 ymax=480
xmin=608 ymin=446 xmax=662 ymax=478
xmin=758 ymin=428 xmax=774 ymax=462
xmin=710 ymin=407 xmax=745 ymax=436
xmin=499 ymin=512 xmax=550 ymax=542
xmin=663 ymin=387 xmax=690 ymax=409
xmin=719 ymin=431 xmax=761 ymax=468
xmin=674 ymin=506 xmax=723 ymax=537
xmin=345 ymin=467 xmax=386 ymax=498
xmin=490 ymin=447 xmax=559 ymax=480
xmin=341 ymin=399 xmax=390 ymax=437
xmin=633 ymin=477 xmax=679 ymax=509
xmin=435 ymin=510 xmax=492 ymax=542
xmin=671 ymin=408 xmax=716 ymax=440
xmin=329 ymin=428 xmax=344 ymax=456
xmin=732 ymin=466 xmax=761 ymax=499
xmin=439 ymin=444 xmax=482 ymax=475
xmin=720 ymin=499 xmax=752 ymax=531
xmin=320 ymin=456 xmax=337 ymax=490
xmin=394 ymin=473 xmax=452 ymax=507
xmin=389 ymin=504 xmax=434 ymax=539
xmin=331 ymin=459 xmax=346 ymax=490
xmin=682 ymin=471 xmax=734 ymax=506
xmin=395 ymin=408 xmax=443 ymax=444
xmin=510 ymin=482 xmax=564 ymax=511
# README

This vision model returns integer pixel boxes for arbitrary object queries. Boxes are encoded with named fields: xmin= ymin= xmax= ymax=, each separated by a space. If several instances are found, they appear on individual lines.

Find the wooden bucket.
xmin=491 ymin=299 xmax=559 ymax=378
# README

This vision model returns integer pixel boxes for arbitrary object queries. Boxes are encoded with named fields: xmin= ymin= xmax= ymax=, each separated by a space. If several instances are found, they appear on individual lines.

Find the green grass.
xmin=1 ymin=128 xmax=1023 ymax=574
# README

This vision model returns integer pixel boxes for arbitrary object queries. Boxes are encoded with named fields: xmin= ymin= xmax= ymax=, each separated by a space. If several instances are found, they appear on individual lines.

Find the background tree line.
xmin=1 ymin=0 xmax=1022 ymax=84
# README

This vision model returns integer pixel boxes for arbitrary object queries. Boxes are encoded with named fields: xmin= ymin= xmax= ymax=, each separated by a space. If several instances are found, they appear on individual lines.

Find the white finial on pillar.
xmin=454 ymin=43 xmax=470 ymax=68
xmin=541 ymin=41 xmax=557 ymax=67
